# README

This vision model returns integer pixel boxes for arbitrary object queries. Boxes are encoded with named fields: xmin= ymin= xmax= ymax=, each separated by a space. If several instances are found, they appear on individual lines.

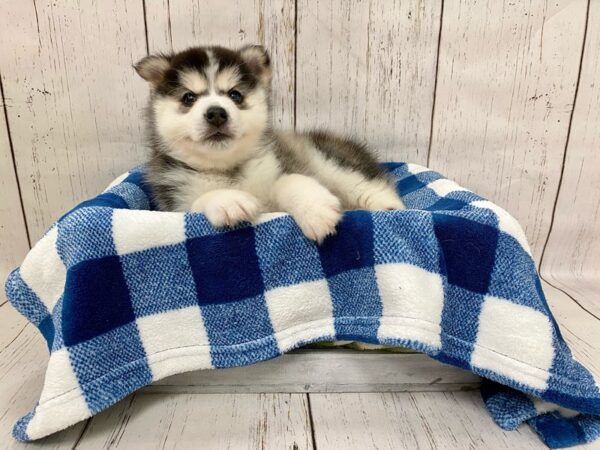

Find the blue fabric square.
xmin=372 ymin=211 xmax=440 ymax=273
xmin=529 ymin=413 xmax=590 ymax=448
xmin=381 ymin=162 xmax=410 ymax=183
xmin=68 ymin=322 xmax=151 ymax=412
xmin=397 ymin=175 xmax=444 ymax=210
xmin=397 ymin=174 xmax=426 ymax=196
xmin=426 ymin=197 xmax=468 ymax=211
xmin=4 ymin=269 xmax=50 ymax=326
xmin=51 ymin=296 xmax=66 ymax=351
xmin=488 ymin=234 xmax=545 ymax=311
xmin=184 ymin=212 xmax=217 ymax=239
xmin=255 ymin=216 xmax=325 ymax=290
xmin=481 ymin=380 xmax=538 ymax=430
xmin=447 ymin=206 xmax=500 ymax=229
xmin=57 ymin=208 xmax=117 ymax=268
xmin=200 ymin=294 xmax=279 ymax=367
xmin=12 ymin=411 xmax=34 ymax=441
xmin=400 ymin=188 xmax=439 ymax=210
xmin=397 ymin=171 xmax=443 ymax=197
xmin=433 ymin=214 xmax=499 ymax=294
xmin=186 ymin=227 xmax=264 ymax=304
xmin=319 ymin=211 xmax=374 ymax=277
xmin=123 ymin=169 xmax=145 ymax=185
xmin=209 ymin=338 xmax=281 ymax=368
xmin=62 ymin=255 xmax=134 ymax=346
xmin=535 ymin=276 xmax=563 ymax=338
xmin=447 ymin=190 xmax=485 ymax=204
xmin=73 ymin=193 xmax=129 ymax=211
xmin=124 ymin=169 xmax=157 ymax=209
xmin=121 ymin=243 xmax=199 ymax=317
xmin=38 ymin=315 xmax=55 ymax=350
xmin=580 ymin=415 xmax=600 ymax=444
xmin=200 ymin=294 xmax=274 ymax=346
xmin=105 ymin=182 xmax=150 ymax=210
xmin=544 ymin=337 xmax=600 ymax=413
xmin=124 ymin=168 xmax=154 ymax=198
xmin=440 ymin=283 xmax=485 ymax=364
xmin=327 ymin=267 xmax=382 ymax=342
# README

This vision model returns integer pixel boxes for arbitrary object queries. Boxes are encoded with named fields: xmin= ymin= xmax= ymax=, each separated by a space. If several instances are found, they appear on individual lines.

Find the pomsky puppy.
xmin=135 ymin=45 xmax=404 ymax=242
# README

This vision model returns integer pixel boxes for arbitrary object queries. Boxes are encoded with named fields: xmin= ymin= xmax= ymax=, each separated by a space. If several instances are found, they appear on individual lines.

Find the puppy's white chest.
xmin=176 ymin=152 xmax=280 ymax=212
xmin=236 ymin=152 xmax=281 ymax=208
xmin=173 ymin=171 xmax=230 ymax=211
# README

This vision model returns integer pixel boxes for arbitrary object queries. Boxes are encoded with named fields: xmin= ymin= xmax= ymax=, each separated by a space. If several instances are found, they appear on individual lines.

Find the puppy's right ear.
xmin=134 ymin=54 xmax=171 ymax=87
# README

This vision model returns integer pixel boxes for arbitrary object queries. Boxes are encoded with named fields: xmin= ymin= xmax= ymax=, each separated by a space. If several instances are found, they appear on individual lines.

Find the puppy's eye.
xmin=181 ymin=92 xmax=197 ymax=106
xmin=228 ymin=90 xmax=243 ymax=104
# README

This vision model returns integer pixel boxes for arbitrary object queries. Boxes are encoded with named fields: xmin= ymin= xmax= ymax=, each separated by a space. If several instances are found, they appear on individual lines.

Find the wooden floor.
xmin=1 ymin=280 xmax=599 ymax=450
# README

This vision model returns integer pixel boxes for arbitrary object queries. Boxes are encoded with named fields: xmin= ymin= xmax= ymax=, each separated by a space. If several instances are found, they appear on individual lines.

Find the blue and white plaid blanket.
xmin=5 ymin=163 xmax=600 ymax=447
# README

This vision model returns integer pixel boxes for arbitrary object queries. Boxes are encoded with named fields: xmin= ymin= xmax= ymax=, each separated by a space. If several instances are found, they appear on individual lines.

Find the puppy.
xmin=135 ymin=45 xmax=404 ymax=242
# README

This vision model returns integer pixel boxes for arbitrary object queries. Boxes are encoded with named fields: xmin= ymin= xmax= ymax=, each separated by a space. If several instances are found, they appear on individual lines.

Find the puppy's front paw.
xmin=363 ymin=186 xmax=405 ymax=211
xmin=294 ymin=195 xmax=342 ymax=244
xmin=192 ymin=190 xmax=262 ymax=227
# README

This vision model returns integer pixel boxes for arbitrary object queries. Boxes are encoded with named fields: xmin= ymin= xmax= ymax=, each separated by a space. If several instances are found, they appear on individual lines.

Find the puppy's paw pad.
xmin=296 ymin=197 xmax=342 ymax=244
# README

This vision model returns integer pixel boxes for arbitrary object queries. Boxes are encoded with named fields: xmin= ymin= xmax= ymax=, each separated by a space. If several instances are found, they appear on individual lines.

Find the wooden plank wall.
xmin=0 ymin=89 xmax=29 ymax=304
xmin=0 ymin=0 xmax=148 ymax=242
xmin=429 ymin=0 xmax=587 ymax=259
xmin=0 ymin=0 xmax=598 ymax=306
xmin=541 ymin=0 xmax=600 ymax=317
xmin=296 ymin=0 xmax=442 ymax=164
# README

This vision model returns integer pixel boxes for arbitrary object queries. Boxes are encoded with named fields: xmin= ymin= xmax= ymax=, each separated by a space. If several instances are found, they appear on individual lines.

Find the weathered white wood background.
xmin=0 ymin=0 xmax=598 ymax=309
xmin=0 ymin=2 xmax=599 ymax=448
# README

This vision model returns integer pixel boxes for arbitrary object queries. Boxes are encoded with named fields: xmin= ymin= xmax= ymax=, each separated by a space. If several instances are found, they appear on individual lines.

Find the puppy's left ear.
xmin=239 ymin=45 xmax=272 ymax=84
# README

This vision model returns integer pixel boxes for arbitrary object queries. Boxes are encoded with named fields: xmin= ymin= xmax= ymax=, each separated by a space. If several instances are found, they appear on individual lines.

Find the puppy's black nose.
xmin=205 ymin=106 xmax=228 ymax=127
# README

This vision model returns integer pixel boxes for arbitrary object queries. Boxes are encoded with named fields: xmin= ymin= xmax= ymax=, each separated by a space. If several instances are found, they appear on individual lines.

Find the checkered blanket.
xmin=5 ymin=163 xmax=600 ymax=447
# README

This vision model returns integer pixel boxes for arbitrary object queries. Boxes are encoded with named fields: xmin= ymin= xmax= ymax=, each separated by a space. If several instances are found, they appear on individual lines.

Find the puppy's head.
xmin=135 ymin=46 xmax=271 ymax=168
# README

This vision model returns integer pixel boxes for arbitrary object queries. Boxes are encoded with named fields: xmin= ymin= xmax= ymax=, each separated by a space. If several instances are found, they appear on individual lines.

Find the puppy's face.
xmin=135 ymin=46 xmax=271 ymax=167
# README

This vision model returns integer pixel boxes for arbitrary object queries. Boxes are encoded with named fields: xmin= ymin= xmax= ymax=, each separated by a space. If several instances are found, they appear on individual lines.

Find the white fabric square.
xmin=427 ymin=179 xmax=470 ymax=197
xmin=376 ymin=263 xmax=444 ymax=349
xmin=38 ymin=348 xmax=82 ymax=403
xmin=529 ymin=395 xmax=579 ymax=418
xmin=136 ymin=306 xmax=212 ymax=380
xmin=471 ymin=200 xmax=531 ymax=254
xmin=265 ymin=280 xmax=335 ymax=351
xmin=19 ymin=226 xmax=66 ymax=312
xmin=471 ymin=296 xmax=554 ymax=390
xmin=406 ymin=163 xmax=430 ymax=174
xmin=254 ymin=212 xmax=288 ymax=225
xmin=27 ymin=348 xmax=90 ymax=440
xmin=112 ymin=209 xmax=186 ymax=255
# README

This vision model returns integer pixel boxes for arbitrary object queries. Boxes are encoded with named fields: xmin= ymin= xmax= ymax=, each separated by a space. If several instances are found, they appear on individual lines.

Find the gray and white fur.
xmin=135 ymin=45 xmax=404 ymax=242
